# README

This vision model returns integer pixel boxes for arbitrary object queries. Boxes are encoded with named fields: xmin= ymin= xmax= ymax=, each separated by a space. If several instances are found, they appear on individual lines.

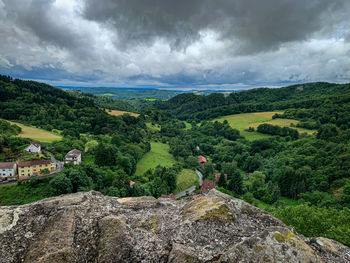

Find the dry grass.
xmin=106 ymin=109 xmax=140 ymax=117
xmin=5 ymin=120 xmax=62 ymax=143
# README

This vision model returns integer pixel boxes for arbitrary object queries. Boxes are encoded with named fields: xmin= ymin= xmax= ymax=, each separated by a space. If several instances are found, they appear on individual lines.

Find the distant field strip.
xmin=5 ymin=120 xmax=62 ymax=143
xmin=106 ymin=109 xmax=140 ymax=117
xmin=214 ymin=112 xmax=316 ymax=140
xmin=135 ymin=142 xmax=175 ymax=176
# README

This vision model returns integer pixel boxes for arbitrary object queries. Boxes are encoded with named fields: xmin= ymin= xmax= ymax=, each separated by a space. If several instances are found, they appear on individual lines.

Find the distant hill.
xmin=157 ymin=82 xmax=350 ymax=125
xmin=58 ymin=86 xmax=182 ymax=100
xmin=0 ymin=75 xmax=146 ymax=135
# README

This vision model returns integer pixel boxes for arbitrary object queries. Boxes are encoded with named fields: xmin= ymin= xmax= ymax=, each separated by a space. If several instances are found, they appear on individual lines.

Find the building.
xmin=215 ymin=173 xmax=228 ymax=182
xmin=24 ymin=142 xmax=41 ymax=153
xmin=161 ymin=193 xmax=176 ymax=200
xmin=17 ymin=159 xmax=55 ymax=179
xmin=201 ymin=179 xmax=216 ymax=195
xmin=198 ymin=155 xmax=207 ymax=168
xmin=0 ymin=162 xmax=17 ymax=178
xmin=64 ymin=149 xmax=82 ymax=165
xmin=129 ymin=181 xmax=136 ymax=188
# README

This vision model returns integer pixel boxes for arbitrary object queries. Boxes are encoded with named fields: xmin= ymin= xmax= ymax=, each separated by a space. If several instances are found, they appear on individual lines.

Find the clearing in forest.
xmin=214 ymin=112 xmax=316 ymax=140
xmin=135 ymin=142 xmax=175 ymax=176
xmin=5 ymin=120 xmax=62 ymax=143
xmin=106 ymin=109 xmax=140 ymax=117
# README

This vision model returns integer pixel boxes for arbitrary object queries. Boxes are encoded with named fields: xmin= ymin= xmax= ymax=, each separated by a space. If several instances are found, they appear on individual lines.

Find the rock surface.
xmin=0 ymin=190 xmax=349 ymax=263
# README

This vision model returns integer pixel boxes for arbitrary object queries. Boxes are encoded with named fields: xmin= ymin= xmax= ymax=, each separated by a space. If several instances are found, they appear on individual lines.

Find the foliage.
xmin=272 ymin=205 xmax=350 ymax=246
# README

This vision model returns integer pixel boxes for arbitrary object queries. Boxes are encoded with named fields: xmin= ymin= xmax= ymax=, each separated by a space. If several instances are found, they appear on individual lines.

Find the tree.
xmin=50 ymin=174 xmax=73 ymax=195
xmin=217 ymin=173 xmax=227 ymax=188
xmin=41 ymin=168 xmax=50 ymax=175
xmin=84 ymin=140 xmax=98 ymax=153
xmin=228 ymin=170 xmax=243 ymax=195
xmin=95 ymin=143 xmax=117 ymax=166
xmin=317 ymin=124 xmax=338 ymax=140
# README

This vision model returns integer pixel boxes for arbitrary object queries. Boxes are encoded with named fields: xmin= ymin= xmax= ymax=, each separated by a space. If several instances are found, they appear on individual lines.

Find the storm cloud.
xmin=1 ymin=0 xmax=350 ymax=88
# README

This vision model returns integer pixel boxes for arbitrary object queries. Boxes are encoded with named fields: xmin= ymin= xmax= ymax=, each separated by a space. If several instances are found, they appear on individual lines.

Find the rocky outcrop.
xmin=0 ymin=190 xmax=349 ymax=263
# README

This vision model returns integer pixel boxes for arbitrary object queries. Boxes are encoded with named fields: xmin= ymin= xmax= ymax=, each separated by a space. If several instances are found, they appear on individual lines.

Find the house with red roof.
xmin=161 ymin=193 xmax=176 ymax=200
xmin=198 ymin=155 xmax=207 ymax=168
xmin=201 ymin=179 xmax=216 ymax=195
xmin=215 ymin=173 xmax=228 ymax=182
xmin=129 ymin=181 xmax=136 ymax=188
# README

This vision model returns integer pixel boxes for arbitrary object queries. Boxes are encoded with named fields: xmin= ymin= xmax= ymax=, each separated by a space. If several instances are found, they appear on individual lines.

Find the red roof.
xmin=161 ymin=193 xmax=176 ymax=200
xmin=201 ymin=180 xmax=216 ymax=194
xmin=18 ymin=159 xmax=51 ymax=167
xmin=129 ymin=181 xmax=136 ymax=187
xmin=0 ymin=162 xmax=16 ymax=169
xmin=30 ymin=142 xmax=41 ymax=148
xmin=215 ymin=173 xmax=228 ymax=182
xmin=198 ymin=155 xmax=207 ymax=163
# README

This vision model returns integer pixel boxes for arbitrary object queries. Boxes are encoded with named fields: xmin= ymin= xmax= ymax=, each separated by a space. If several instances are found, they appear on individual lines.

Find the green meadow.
xmin=174 ymin=169 xmax=199 ymax=194
xmin=213 ymin=112 xmax=316 ymax=140
xmin=135 ymin=142 xmax=175 ymax=176
xmin=5 ymin=119 xmax=62 ymax=143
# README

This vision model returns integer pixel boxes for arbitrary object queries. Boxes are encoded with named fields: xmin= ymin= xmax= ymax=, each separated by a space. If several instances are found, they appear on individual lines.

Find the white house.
xmin=0 ymin=162 xmax=17 ymax=178
xmin=24 ymin=142 xmax=41 ymax=153
xmin=64 ymin=149 xmax=82 ymax=165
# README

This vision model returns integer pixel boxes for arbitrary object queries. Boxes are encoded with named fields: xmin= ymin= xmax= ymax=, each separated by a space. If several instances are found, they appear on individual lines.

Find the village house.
xmin=0 ymin=162 xmax=17 ymax=179
xmin=129 ymin=181 xmax=136 ymax=188
xmin=24 ymin=142 xmax=41 ymax=153
xmin=17 ymin=159 xmax=55 ymax=179
xmin=215 ymin=173 xmax=228 ymax=182
xmin=201 ymin=179 xmax=216 ymax=195
xmin=64 ymin=149 xmax=82 ymax=165
xmin=198 ymin=155 xmax=207 ymax=168
xmin=160 ymin=193 xmax=176 ymax=200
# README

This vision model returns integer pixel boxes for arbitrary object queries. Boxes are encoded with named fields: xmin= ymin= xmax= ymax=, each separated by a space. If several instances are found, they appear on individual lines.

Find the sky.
xmin=1 ymin=0 xmax=350 ymax=90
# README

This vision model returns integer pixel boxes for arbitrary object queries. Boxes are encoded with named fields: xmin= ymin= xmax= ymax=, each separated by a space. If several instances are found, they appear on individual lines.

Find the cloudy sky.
xmin=1 ymin=0 xmax=350 ymax=90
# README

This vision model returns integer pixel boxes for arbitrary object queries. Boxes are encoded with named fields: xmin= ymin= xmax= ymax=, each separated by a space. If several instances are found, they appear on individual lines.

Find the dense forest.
xmin=1 ymin=75 xmax=350 ymax=246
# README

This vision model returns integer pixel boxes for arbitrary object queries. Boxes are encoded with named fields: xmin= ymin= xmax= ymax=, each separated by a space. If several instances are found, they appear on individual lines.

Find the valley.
xmin=0 ymin=75 xmax=350 ymax=248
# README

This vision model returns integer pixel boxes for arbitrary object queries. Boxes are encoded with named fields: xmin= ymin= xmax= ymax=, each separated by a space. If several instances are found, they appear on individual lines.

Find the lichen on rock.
xmin=0 ymin=189 xmax=348 ymax=262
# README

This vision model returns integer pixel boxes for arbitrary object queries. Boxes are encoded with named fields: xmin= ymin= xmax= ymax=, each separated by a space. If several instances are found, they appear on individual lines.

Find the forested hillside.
xmin=157 ymin=82 xmax=350 ymax=125
xmin=0 ymin=75 xmax=146 ymax=136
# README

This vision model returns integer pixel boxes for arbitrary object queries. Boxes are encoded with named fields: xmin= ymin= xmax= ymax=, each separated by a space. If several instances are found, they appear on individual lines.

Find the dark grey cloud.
xmin=83 ymin=0 xmax=347 ymax=53
xmin=1 ymin=0 xmax=350 ymax=88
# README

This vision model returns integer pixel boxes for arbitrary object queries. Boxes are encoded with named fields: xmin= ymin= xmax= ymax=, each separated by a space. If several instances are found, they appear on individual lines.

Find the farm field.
xmin=5 ymin=120 xmax=62 ymax=143
xmin=174 ymin=169 xmax=199 ymax=195
xmin=135 ymin=142 xmax=175 ymax=176
xmin=214 ymin=112 xmax=316 ymax=140
xmin=106 ymin=109 xmax=140 ymax=117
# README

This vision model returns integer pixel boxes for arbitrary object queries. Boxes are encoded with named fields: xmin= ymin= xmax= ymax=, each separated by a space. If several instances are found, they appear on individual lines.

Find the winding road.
xmin=174 ymin=169 xmax=203 ymax=199
xmin=0 ymin=151 xmax=63 ymax=185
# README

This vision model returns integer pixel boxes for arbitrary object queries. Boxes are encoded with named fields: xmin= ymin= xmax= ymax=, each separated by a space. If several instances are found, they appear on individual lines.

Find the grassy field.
xmin=214 ymin=112 xmax=316 ymax=140
xmin=106 ymin=109 xmax=140 ymax=117
xmin=5 ymin=120 xmax=62 ymax=143
xmin=146 ymin=122 xmax=161 ymax=131
xmin=174 ymin=169 xmax=199 ymax=194
xmin=135 ymin=142 xmax=175 ymax=176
